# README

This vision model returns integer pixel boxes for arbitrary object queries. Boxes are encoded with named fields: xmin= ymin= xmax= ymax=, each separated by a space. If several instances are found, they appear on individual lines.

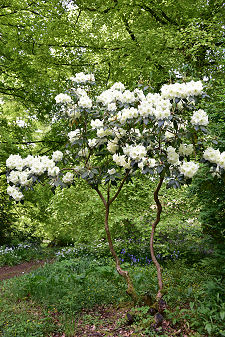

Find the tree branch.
xmin=109 ymin=170 xmax=130 ymax=204
xmin=93 ymin=185 xmax=107 ymax=207
xmin=121 ymin=14 xmax=137 ymax=42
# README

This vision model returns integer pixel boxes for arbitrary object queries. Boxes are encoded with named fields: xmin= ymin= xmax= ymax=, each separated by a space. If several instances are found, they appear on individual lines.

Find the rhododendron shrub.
xmin=6 ymin=73 xmax=224 ymax=301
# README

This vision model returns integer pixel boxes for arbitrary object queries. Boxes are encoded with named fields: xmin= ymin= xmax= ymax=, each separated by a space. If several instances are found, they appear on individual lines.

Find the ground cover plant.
xmin=0 ymin=239 xmax=224 ymax=336
xmin=0 ymin=243 xmax=55 ymax=267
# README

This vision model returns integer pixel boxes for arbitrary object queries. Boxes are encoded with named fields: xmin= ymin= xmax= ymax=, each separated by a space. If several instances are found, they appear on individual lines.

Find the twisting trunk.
xmin=94 ymin=179 xmax=138 ymax=302
xmin=104 ymin=202 xmax=138 ymax=301
xmin=150 ymin=177 xmax=164 ymax=300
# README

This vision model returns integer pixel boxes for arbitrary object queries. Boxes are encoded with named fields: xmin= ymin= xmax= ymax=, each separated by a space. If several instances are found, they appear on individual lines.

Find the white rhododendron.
xmin=88 ymin=138 xmax=97 ymax=148
xmin=218 ymin=152 xmax=225 ymax=169
xmin=123 ymin=144 xmax=147 ymax=161
xmin=91 ymin=119 xmax=104 ymax=129
xmin=6 ymin=154 xmax=24 ymax=170
xmin=55 ymin=93 xmax=72 ymax=104
xmin=108 ymin=168 xmax=116 ymax=175
xmin=203 ymin=147 xmax=221 ymax=164
xmin=68 ymin=129 xmax=80 ymax=142
xmin=6 ymin=74 xmax=223 ymax=202
xmin=179 ymin=161 xmax=199 ymax=178
xmin=112 ymin=154 xmax=131 ymax=169
xmin=161 ymin=80 xmax=203 ymax=99
xmin=7 ymin=186 xmax=24 ymax=201
xmin=78 ymin=95 xmax=92 ymax=109
xmin=70 ymin=72 xmax=95 ymax=83
xmin=52 ymin=151 xmax=63 ymax=162
xmin=179 ymin=144 xmax=194 ymax=157
xmin=107 ymin=139 xmax=119 ymax=154
xmin=167 ymin=146 xmax=180 ymax=165
xmin=62 ymin=172 xmax=74 ymax=184
xmin=191 ymin=109 xmax=209 ymax=126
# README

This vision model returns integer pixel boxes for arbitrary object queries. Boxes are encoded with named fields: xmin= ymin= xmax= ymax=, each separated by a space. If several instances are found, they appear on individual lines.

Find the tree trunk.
xmin=150 ymin=177 xmax=164 ymax=300
xmin=104 ymin=202 xmax=138 ymax=302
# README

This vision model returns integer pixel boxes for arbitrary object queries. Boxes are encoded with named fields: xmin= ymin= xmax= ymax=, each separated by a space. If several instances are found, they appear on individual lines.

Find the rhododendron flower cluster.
xmin=179 ymin=161 xmax=199 ymax=178
xmin=70 ymin=72 xmax=95 ymax=83
xmin=6 ymin=153 xmax=62 ymax=200
xmin=6 ymin=74 xmax=224 ymax=202
xmin=191 ymin=109 xmax=209 ymax=126
xmin=167 ymin=146 xmax=180 ymax=166
xmin=203 ymin=147 xmax=225 ymax=169
xmin=179 ymin=144 xmax=194 ymax=157
xmin=161 ymin=80 xmax=203 ymax=99
xmin=62 ymin=172 xmax=74 ymax=184
xmin=55 ymin=93 xmax=72 ymax=104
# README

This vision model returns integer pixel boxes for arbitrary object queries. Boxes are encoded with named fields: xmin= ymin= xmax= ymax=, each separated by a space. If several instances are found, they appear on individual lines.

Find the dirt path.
xmin=0 ymin=260 xmax=50 ymax=281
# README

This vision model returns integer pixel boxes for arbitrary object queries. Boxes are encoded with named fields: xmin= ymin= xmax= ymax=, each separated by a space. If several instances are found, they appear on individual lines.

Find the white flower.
xmin=123 ymin=144 xmax=147 ymax=161
xmin=6 ymin=154 xmax=24 ymax=170
xmin=110 ymin=82 xmax=125 ymax=91
xmin=203 ymin=147 xmax=221 ymax=164
xmin=161 ymin=81 xmax=203 ymax=99
xmin=108 ymin=168 xmax=116 ymax=175
xmin=91 ymin=119 xmax=104 ymax=129
xmin=179 ymin=161 xmax=199 ymax=178
xmin=75 ymin=88 xmax=87 ymax=97
xmin=165 ymin=131 xmax=175 ymax=139
xmin=148 ymin=158 xmax=156 ymax=168
xmin=97 ymin=128 xmax=112 ymax=138
xmin=70 ymin=72 xmax=95 ymax=83
xmin=112 ymin=154 xmax=131 ymax=169
xmin=218 ymin=151 xmax=225 ymax=169
xmin=52 ymin=151 xmax=63 ymax=162
xmin=138 ymin=100 xmax=154 ymax=118
xmin=19 ymin=171 xmax=32 ymax=186
xmin=179 ymin=144 xmax=194 ymax=157
xmin=7 ymin=171 xmax=20 ymax=184
xmin=48 ymin=166 xmax=60 ymax=177
xmin=78 ymin=95 xmax=92 ymax=109
xmin=7 ymin=185 xmax=24 ymax=201
xmin=107 ymin=139 xmax=119 ymax=154
xmin=117 ymin=107 xmax=138 ymax=123
xmin=191 ymin=109 xmax=208 ymax=126
xmin=134 ymin=88 xmax=145 ymax=100
xmin=107 ymin=103 xmax=117 ymax=111
xmin=153 ymin=107 xmax=170 ymax=120
xmin=88 ymin=138 xmax=97 ymax=148
xmin=68 ymin=129 xmax=80 ymax=142
xmin=55 ymin=93 xmax=72 ymax=104
xmin=119 ymin=90 xmax=136 ymax=104
xmin=113 ymin=127 xmax=126 ymax=139
xmin=62 ymin=172 xmax=74 ymax=184
xmin=167 ymin=146 xmax=180 ymax=165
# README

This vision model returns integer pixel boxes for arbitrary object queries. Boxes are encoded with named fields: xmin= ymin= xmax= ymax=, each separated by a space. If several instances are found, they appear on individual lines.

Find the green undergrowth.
xmin=0 ymin=243 xmax=55 ymax=267
xmin=0 ymin=250 xmax=224 ymax=336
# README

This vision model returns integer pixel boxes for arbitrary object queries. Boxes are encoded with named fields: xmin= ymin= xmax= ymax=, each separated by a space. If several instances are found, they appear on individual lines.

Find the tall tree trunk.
xmin=150 ymin=177 xmax=164 ymax=300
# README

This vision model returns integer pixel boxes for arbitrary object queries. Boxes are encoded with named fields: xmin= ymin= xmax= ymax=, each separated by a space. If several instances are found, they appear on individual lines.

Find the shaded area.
xmin=0 ymin=259 xmax=52 ymax=281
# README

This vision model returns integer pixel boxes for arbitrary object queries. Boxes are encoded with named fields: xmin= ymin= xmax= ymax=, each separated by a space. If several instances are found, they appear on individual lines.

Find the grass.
xmin=0 ymin=221 xmax=224 ymax=337
xmin=0 ymin=248 xmax=224 ymax=336
xmin=0 ymin=243 xmax=55 ymax=267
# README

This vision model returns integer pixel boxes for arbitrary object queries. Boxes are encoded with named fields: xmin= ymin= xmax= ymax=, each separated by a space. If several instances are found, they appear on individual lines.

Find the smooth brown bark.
xmin=94 ymin=178 xmax=138 ymax=302
xmin=150 ymin=177 xmax=164 ymax=300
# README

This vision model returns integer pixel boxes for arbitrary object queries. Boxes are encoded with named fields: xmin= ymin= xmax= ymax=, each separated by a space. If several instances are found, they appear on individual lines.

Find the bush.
xmin=190 ymin=166 xmax=225 ymax=242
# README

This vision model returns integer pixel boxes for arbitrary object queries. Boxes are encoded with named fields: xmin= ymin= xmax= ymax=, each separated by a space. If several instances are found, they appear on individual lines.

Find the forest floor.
xmin=0 ymin=259 xmax=53 ymax=281
xmin=0 ymin=261 xmax=193 ymax=337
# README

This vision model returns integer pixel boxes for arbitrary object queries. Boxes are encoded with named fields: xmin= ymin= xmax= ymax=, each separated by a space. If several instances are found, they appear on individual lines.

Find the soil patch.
xmin=0 ymin=260 xmax=51 ymax=281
